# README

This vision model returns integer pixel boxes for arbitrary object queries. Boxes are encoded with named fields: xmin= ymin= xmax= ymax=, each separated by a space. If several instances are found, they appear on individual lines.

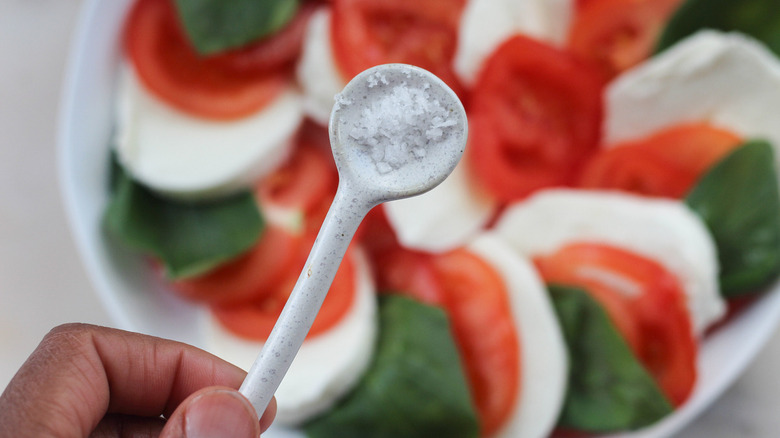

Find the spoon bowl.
xmin=329 ymin=64 xmax=468 ymax=204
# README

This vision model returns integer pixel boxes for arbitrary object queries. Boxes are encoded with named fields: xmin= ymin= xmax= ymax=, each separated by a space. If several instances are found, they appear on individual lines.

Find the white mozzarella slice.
xmin=494 ymin=189 xmax=725 ymax=336
xmin=114 ymin=65 xmax=303 ymax=199
xmin=454 ymin=0 xmax=573 ymax=85
xmin=296 ymin=7 xmax=346 ymax=125
xmin=258 ymin=201 xmax=306 ymax=235
xmin=467 ymin=233 xmax=568 ymax=438
xmin=606 ymin=30 xmax=780 ymax=154
xmin=203 ymin=249 xmax=377 ymax=425
xmin=383 ymin=159 xmax=497 ymax=252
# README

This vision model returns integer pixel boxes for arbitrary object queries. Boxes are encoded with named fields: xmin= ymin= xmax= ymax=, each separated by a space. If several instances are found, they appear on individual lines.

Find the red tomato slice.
xmin=431 ymin=249 xmax=521 ymax=437
xmin=468 ymin=35 xmax=604 ymax=202
xmin=575 ymin=0 xmax=595 ymax=9
xmin=168 ymin=225 xmax=301 ymax=305
xmin=359 ymin=209 xmax=520 ymax=434
xmin=356 ymin=206 xmax=400 ymax=258
xmin=374 ymin=247 xmax=446 ymax=306
xmin=256 ymin=123 xmax=338 ymax=232
xmin=124 ymin=0 xmax=289 ymax=120
xmin=356 ymin=206 xmax=444 ymax=305
xmin=534 ymin=243 xmax=697 ymax=406
xmin=579 ymin=123 xmax=743 ymax=198
xmin=331 ymin=0 xmax=467 ymax=97
xmin=202 ymin=3 xmax=316 ymax=75
xmin=212 ymin=238 xmax=358 ymax=341
xmin=568 ymin=0 xmax=684 ymax=79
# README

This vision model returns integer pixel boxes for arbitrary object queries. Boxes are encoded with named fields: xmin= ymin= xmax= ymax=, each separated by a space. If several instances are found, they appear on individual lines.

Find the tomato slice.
xmin=534 ymin=243 xmax=697 ymax=406
xmin=468 ymin=35 xmax=604 ymax=202
xmin=575 ymin=0 xmax=595 ymax=9
xmin=356 ymin=206 xmax=399 ymax=258
xmin=431 ymin=249 xmax=521 ymax=437
xmin=168 ymin=225 xmax=301 ymax=305
xmin=124 ymin=0 xmax=289 ymax=120
xmin=331 ymin=0 xmax=467 ymax=97
xmin=579 ymin=123 xmax=743 ymax=198
xmin=359 ymin=209 xmax=521 ymax=434
xmin=256 ymin=123 xmax=338 ymax=232
xmin=202 ymin=3 xmax=316 ymax=75
xmin=373 ymin=247 xmax=446 ymax=306
xmin=567 ymin=0 xmax=684 ymax=79
xmin=212 ymin=237 xmax=358 ymax=340
xmin=356 ymin=206 xmax=444 ymax=305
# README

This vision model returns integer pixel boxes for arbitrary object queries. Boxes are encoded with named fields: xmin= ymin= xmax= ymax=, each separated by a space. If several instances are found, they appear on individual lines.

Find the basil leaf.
xmin=550 ymin=286 xmax=673 ymax=433
xmin=104 ymin=163 xmax=264 ymax=279
xmin=304 ymin=296 xmax=479 ymax=438
xmin=657 ymin=0 xmax=780 ymax=56
xmin=174 ymin=0 xmax=300 ymax=55
xmin=685 ymin=141 xmax=780 ymax=297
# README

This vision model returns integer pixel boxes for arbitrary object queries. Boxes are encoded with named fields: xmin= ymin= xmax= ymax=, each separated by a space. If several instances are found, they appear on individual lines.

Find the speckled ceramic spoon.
xmin=239 ymin=63 xmax=468 ymax=418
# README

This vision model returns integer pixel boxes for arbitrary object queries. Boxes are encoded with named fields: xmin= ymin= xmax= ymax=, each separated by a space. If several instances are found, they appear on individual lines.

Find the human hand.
xmin=0 ymin=323 xmax=275 ymax=437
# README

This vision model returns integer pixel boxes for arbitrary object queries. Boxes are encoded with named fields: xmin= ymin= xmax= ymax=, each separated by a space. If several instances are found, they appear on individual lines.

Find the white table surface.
xmin=3 ymin=1 xmax=780 ymax=436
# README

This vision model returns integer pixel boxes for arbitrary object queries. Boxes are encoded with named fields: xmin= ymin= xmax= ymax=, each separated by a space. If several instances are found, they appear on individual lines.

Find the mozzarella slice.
xmin=494 ymin=189 xmax=725 ymax=336
xmin=606 ymin=30 xmax=780 ymax=153
xmin=296 ymin=7 xmax=346 ymax=125
xmin=383 ymin=158 xmax=497 ymax=252
xmin=114 ymin=65 xmax=303 ymax=199
xmin=203 ymin=249 xmax=377 ymax=425
xmin=467 ymin=233 xmax=568 ymax=438
xmin=258 ymin=201 xmax=306 ymax=235
xmin=454 ymin=0 xmax=573 ymax=85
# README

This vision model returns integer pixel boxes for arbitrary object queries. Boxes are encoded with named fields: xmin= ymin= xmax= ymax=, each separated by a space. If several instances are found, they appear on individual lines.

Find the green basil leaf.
xmin=304 ymin=295 xmax=479 ymax=438
xmin=174 ymin=0 xmax=300 ymax=55
xmin=685 ymin=141 xmax=780 ymax=297
xmin=657 ymin=0 xmax=780 ymax=56
xmin=104 ymin=163 xmax=264 ymax=279
xmin=550 ymin=286 xmax=673 ymax=433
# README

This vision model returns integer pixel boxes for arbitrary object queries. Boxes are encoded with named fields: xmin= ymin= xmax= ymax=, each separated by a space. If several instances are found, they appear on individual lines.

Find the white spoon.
xmin=238 ymin=63 xmax=468 ymax=418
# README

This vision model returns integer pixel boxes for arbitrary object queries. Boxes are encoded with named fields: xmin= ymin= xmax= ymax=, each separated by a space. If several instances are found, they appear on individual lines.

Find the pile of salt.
xmin=336 ymin=70 xmax=459 ymax=174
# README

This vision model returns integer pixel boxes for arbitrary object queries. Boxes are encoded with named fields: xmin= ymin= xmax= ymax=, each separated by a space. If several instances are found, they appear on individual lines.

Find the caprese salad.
xmin=102 ymin=0 xmax=780 ymax=436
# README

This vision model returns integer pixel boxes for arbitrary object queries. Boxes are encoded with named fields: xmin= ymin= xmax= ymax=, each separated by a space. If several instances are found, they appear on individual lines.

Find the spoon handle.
xmin=238 ymin=183 xmax=374 ymax=418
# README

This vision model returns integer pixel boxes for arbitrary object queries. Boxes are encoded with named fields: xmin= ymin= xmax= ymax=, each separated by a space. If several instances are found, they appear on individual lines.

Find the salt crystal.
xmin=376 ymin=161 xmax=393 ymax=174
xmin=333 ymin=92 xmax=353 ymax=113
xmin=412 ymin=147 xmax=426 ymax=158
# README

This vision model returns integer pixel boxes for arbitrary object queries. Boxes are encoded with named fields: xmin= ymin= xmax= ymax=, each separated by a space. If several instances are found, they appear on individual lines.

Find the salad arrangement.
xmin=102 ymin=0 xmax=780 ymax=436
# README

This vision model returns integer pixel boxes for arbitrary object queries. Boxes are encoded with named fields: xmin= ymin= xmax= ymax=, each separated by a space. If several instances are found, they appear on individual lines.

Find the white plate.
xmin=57 ymin=0 xmax=780 ymax=437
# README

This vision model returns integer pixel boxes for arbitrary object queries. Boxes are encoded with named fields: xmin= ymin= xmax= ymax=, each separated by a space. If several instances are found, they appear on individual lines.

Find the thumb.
xmin=160 ymin=386 xmax=265 ymax=438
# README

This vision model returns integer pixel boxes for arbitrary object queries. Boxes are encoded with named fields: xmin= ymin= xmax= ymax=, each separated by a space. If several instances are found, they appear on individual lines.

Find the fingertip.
xmin=260 ymin=397 xmax=277 ymax=433
xmin=161 ymin=387 xmax=262 ymax=438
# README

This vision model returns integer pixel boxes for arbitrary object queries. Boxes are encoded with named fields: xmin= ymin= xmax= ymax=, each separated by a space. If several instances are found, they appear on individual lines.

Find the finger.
xmin=159 ymin=387 xmax=260 ymax=438
xmin=260 ymin=396 xmax=277 ymax=433
xmin=89 ymin=414 xmax=165 ymax=438
xmin=0 ymin=323 xmax=246 ymax=437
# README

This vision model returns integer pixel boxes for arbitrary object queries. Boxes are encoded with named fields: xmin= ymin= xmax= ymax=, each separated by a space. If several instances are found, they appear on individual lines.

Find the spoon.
xmin=238 ymin=63 xmax=468 ymax=418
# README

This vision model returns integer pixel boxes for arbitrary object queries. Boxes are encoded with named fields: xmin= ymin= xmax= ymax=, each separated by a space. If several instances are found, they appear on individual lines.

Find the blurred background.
xmin=2 ymin=1 xmax=780 ymax=436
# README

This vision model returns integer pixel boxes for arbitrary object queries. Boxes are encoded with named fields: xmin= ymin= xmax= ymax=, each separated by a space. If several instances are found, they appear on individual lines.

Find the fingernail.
xmin=184 ymin=390 xmax=259 ymax=438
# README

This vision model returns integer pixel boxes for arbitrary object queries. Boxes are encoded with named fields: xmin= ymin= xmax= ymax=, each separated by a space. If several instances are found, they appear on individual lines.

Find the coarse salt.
xmin=337 ymin=78 xmax=458 ymax=174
